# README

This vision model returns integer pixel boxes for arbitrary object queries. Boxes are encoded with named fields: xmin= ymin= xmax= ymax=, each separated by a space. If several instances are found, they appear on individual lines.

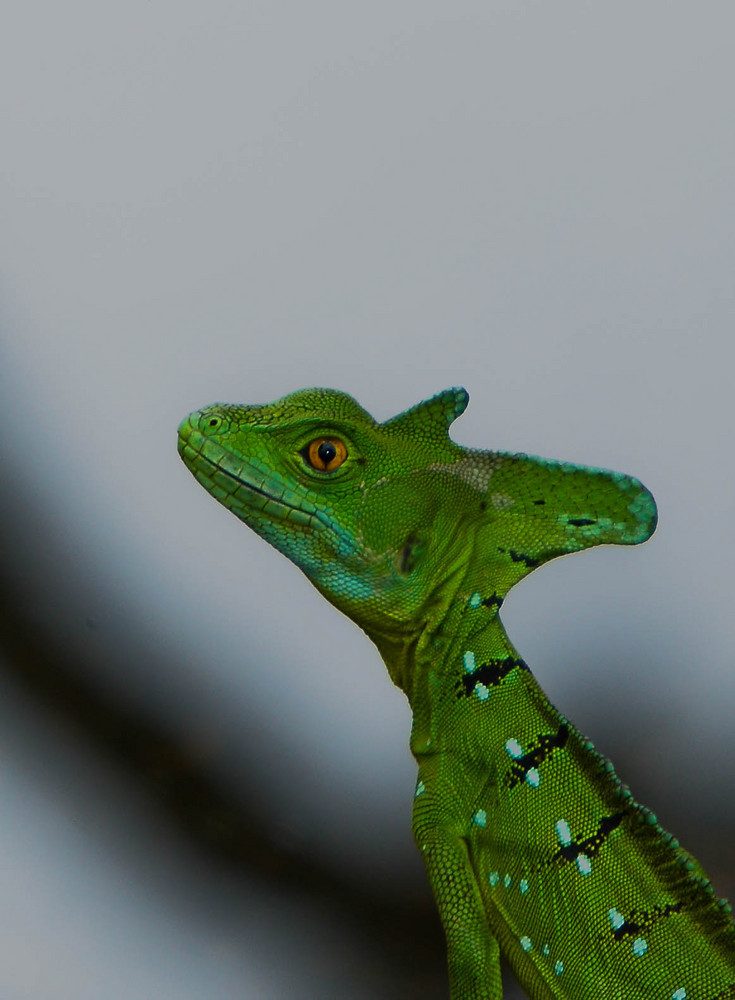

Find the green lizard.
xmin=177 ymin=387 xmax=735 ymax=1000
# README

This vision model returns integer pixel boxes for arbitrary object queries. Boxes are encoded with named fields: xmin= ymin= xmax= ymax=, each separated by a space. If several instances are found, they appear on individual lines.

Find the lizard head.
xmin=177 ymin=386 xmax=471 ymax=637
xmin=178 ymin=387 xmax=657 ymax=642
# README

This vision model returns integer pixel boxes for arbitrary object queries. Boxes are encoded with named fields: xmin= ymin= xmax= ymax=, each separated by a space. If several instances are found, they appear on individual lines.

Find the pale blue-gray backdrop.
xmin=1 ymin=2 xmax=733 ymax=997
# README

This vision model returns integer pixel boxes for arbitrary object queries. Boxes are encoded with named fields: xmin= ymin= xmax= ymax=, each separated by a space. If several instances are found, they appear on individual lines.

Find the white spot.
xmin=555 ymin=819 xmax=571 ymax=846
xmin=542 ymin=945 xmax=550 ymax=957
xmin=554 ymin=961 xmax=564 ymax=976
xmin=576 ymin=855 xmax=592 ymax=875
xmin=475 ymin=683 xmax=490 ymax=701
xmin=473 ymin=809 xmax=487 ymax=827
xmin=526 ymin=769 xmax=540 ymax=788
xmin=468 ymin=592 xmax=482 ymax=608
xmin=519 ymin=936 xmax=532 ymax=952
xmin=632 ymin=937 xmax=648 ymax=957
xmin=427 ymin=457 xmax=497 ymax=492
xmin=504 ymin=874 xmax=512 ymax=888
xmin=415 ymin=780 xmax=425 ymax=798
xmin=505 ymin=738 xmax=523 ymax=758
xmin=672 ymin=990 xmax=686 ymax=1000
xmin=608 ymin=908 xmax=625 ymax=931
xmin=488 ymin=871 xmax=499 ymax=886
xmin=519 ymin=879 xmax=529 ymax=894
xmin=463 ymin=650 xmax=476 ymax=672
xmin=491 ymin=492 xmax=515 ymax=510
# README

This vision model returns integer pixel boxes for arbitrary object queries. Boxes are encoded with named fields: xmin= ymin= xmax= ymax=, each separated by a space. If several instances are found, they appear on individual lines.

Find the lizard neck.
xmin=367 ymin=557 xmax=533 ymax=714
xmin=367 ymin=550 xmax=563 ymax=779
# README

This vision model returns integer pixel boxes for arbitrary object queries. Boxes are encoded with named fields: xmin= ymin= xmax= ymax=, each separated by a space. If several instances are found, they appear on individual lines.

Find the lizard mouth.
xmin=177 ymin=416 xmax=317 ymax=529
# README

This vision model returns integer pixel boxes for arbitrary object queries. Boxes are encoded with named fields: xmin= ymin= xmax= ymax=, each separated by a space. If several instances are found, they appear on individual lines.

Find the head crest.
xmin=381 ymin=388 xmax=469 ymax=443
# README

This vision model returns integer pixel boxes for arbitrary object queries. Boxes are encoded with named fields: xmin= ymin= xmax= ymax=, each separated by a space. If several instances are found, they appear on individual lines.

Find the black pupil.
xmin=317 ymin=441 xmax=337 ymax=466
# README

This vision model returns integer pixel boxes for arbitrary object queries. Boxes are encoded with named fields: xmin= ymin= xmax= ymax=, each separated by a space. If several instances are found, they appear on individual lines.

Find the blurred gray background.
xmin=1 ymin=2 xmax=734 ymax=997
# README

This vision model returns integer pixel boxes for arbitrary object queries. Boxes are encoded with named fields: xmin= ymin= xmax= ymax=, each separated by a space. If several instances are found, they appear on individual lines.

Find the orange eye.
xmin=303 ymin=437 xmax=348 ymax=472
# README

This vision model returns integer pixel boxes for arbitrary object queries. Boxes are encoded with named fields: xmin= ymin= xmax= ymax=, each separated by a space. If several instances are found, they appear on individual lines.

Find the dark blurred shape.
xmin=0 ymin=456 xmax=454 ymax=998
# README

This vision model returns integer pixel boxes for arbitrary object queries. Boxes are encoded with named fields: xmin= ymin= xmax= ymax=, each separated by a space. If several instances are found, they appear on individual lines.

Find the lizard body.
xmin=178 ymin=387 xmax=735 ymax=999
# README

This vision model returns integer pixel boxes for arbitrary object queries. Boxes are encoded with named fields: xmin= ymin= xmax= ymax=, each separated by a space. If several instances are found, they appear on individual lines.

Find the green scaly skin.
xmin=177 ymin=387 xmax=735 ymax=1000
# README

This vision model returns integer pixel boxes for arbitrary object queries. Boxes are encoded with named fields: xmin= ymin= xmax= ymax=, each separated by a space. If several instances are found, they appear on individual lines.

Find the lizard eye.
xmin=302 ymin=437 xmax=348 ymax=472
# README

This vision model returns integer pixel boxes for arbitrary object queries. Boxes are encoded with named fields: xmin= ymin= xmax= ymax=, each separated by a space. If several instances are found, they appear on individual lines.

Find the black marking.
xmin=398 ymin=535 xmax=420 ymax=575
xmin=567 ymin=517 xmax=596 ymax=527
xmin=504 ymin=724 xmax=569 ymax=789
xmin=609 ymin=901 xmax=683 ymax=942
xmin=552 ymin=811 xmax=626 ymax=868
xmin=399 ymin=544 xmax=413 ymax=574
xmin=356 ymin=456 xmax=366 ymax=466
xmin=479 ymin=500 xmax=488 ymax=511
xmin=533 ymin=499 xmax=545 ymax=506
xmin=481 ymin=593 xmax=503 ymax=610
xmin=509 ymin=549 xmax=540 ymax=568
xmin=457 ymin=657 xmax=528 ymax=698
